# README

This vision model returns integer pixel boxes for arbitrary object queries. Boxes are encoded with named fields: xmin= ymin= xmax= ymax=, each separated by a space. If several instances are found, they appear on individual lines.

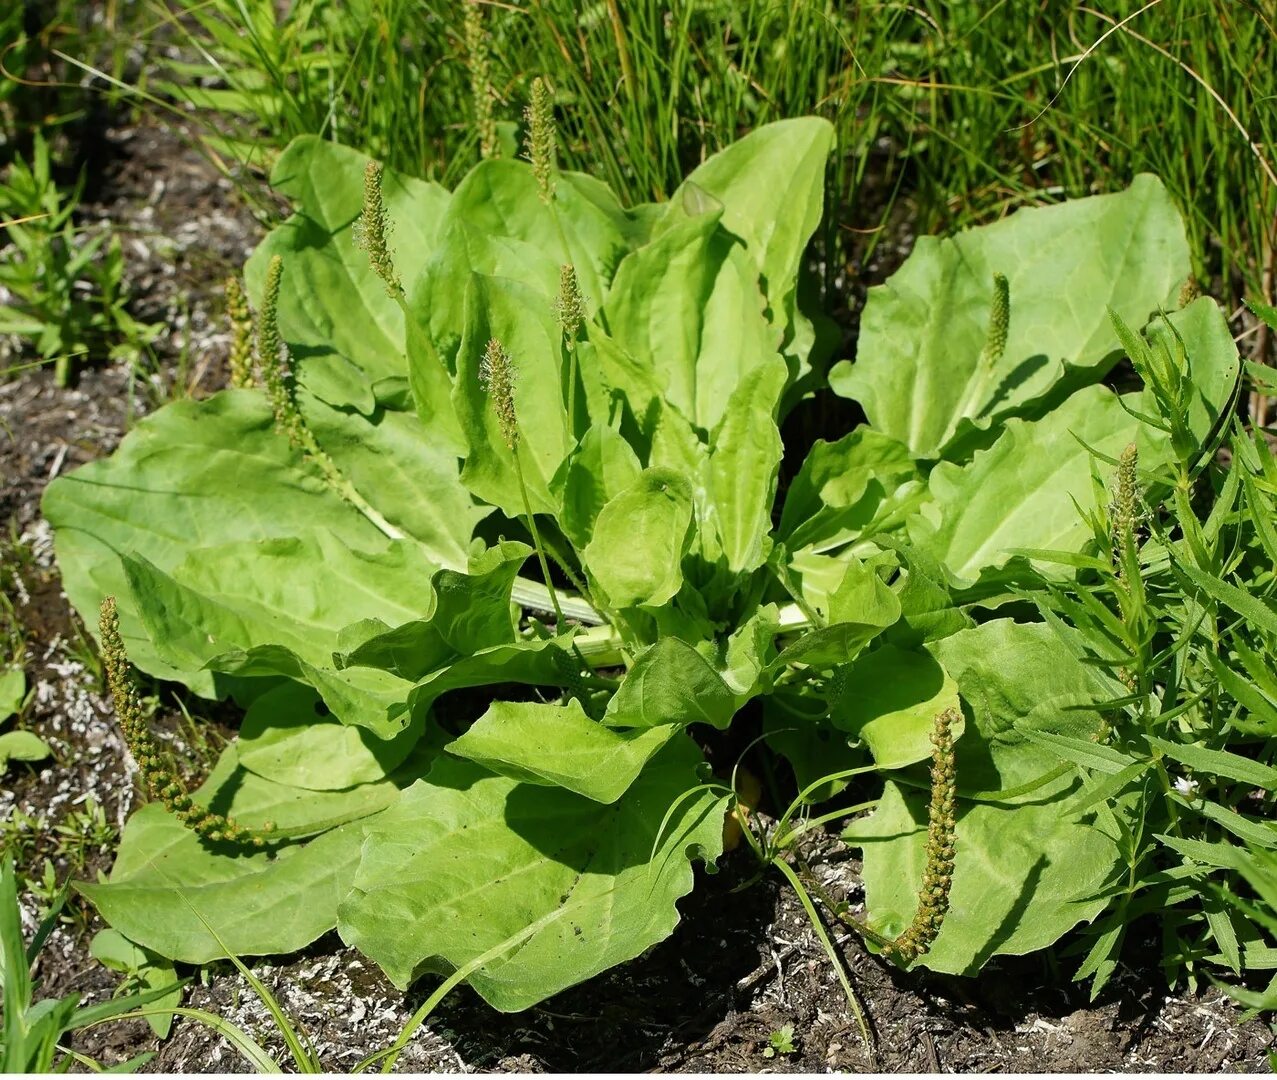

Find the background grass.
xmin=113 ymin=0 xmax=1277 ymax=323
xmin=4 ymin=0 xmax=1275 ymax=368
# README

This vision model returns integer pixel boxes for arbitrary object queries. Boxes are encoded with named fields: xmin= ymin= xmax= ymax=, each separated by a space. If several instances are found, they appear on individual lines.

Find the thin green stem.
xmin=512 ymin=446 xmax=566 ymax=630
xmin=775 ymin=799 xmax=880 ymax=848
xmin=772 ymin=857 xmax=874 ymax=1058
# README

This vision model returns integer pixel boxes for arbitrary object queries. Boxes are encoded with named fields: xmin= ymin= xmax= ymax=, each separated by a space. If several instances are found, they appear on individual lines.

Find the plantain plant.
xmin=43 ymin=101 xmax=1240 ymax=1018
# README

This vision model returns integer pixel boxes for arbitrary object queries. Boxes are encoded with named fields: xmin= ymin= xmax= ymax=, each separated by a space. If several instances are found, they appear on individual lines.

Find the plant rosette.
xmin=45 ymin=116 xmax=1238 ymax=1008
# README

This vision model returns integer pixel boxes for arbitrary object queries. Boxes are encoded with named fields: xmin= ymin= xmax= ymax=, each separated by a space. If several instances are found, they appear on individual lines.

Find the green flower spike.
xmin=479 ymin=337 xmax=519 ymax=451
xmin=554 ymin=264 xmax=584 ymax=348
xmin=886 ymin=706 xmax=958 ymax=964
xmin=99 ymin=596 xmax=271 ymax=846
xmin=464 ymin=0 xmax=498 ymax=160
xmin=1110 ymin=442 xmax=1140 ymax=568
xmin=480 ymin=338 xmax=570 ymax=630
xmin=224 ymin=276 xmax=255 ymax=389
xmin=979 ymin=272 xmax=1010 ymax=371
xmin=256 ymin=254 xmax=306 ymax=448
xmin=525 ymin=76 xmax=556 ymax=203
xmin=355 ymin=160 xmax=401 ymax=298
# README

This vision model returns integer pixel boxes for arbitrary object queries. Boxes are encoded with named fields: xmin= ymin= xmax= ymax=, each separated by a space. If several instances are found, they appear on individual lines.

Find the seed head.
xmin=464 ymin=0 xmax=499 ymax=160
xmin=224 ymin=276 xmax=254 ymax=389
xmin=479 ymin=337 xmax=519 ymax=450
xmin=979 ymin=273 xmax=1009 ymax=370
xmin=553 ymin=264 xmax=584 ymax=348
xmin=524 ymin=76 xmax=556 ymax=203
xmin=257 ymin=255 xmax=306 ymax=448
xmin=1178 ymin=275 xmax=1201 ymax=308
xmin=1109 ymin=442 xmax=1140 ymax=569
xmin=99 ymin=597 xmax=271 ymax=847
xmin=355 ymin=160 xmax=401 ymax=297
xmin=886 ymin=706 xmax=958 ymax=964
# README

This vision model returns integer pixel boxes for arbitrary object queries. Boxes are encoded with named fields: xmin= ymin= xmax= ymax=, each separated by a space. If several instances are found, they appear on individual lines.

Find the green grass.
xmin=132 ymin=0 xmax=1276 ymax=320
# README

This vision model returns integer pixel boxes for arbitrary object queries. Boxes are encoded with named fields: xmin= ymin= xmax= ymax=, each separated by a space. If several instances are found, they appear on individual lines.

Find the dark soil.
xmin=2 ymin=119 xmax=1276 ymax=1074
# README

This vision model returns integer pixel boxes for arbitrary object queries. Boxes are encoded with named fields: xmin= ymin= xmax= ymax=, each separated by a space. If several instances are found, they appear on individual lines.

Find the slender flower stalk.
xmin=257 ymin=255 xmax=306 ymax=448
xmin=885 ymin=707 xmax=958 ymax=964
xmin=255 ymin=255 xmax=406 ymax=543
xmin=355 ymin=161 xmax=401 ymax=298
xmin=99 ymin=597 xmax=271 ymax=846
xmin=464 ymin=0 xmax=498 ymax=160
xmin=480 ymin=338 xmax=567 ymax=630
xmin=525 ymin=76 xmax=556 ymax=203
xmin=224 ymin=276 xmax=255 ymax=388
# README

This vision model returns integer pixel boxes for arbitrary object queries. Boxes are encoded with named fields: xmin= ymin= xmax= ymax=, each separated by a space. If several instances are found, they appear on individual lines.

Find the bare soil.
xmin=2 ymin=120 xmax=1275 ymax=1074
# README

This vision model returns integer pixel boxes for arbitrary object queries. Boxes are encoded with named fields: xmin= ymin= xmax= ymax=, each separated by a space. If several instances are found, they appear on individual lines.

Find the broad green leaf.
xmin=832 ymin=175 xmax=1190 ymax=458
xmin=907 ymin=385 xmax=1156 ymax=588
xmin=583 ymin=468 xmax=694 ymax=609
xmin=550 ymin=422 xmax=643 ymax=549
xmin=881 ymin=541 xmax=975 ymax=647
xmin=929 ymin=619 xmax=1107 ymax=794
xmin=432 ymin=161 xmax=636 ymax=319
xmin=671 ymin=118 xmax=834 ymax=332
xmin=775 ymin=557 xmax=901 ymax=669
xmin=830 ymin=645 xmax=961 ymax=769
xmin=409 ymin=162 xmax=639 ymax=435
xmin=121 ymin=535 xmax=427 ymax=737
xmin=77 ymin=740 xmax=433 ymax=963
xmin=847 ymin=775 xmax=1120 ymax=973
xmin=303 ymin=398 xmax=486 ymax=562
xmin=602 ymin=204 xmax=780 ymax=433
xmin=448 ymin=700 xmax=676 ymax=803
xmin=604 ymin=636 xmax=747 ymax=731
xmin=406 ymin=636 xmax=580 ymax=719
xmin=0 ymin=730 xmax=51 ymax=771
xmin=335 ymin=541 xmax=530 ymax=682
xmin=89 ymin=930 xmax=182 ymax=1039
xmin=453 ymin=273 xmax=574 ymax=517
xmin=237 ymin=681 xmax=423 ymax=791
xmin=707 ymin=357 xmax=787 ymax=573
xmin=245 ymin=136 xmax=450 ymax=412
xmin=43 ymin=390 xmax=477 ymax=695
xmin=779 ymin=427 xmax=920 ymax=553
xmin=338 ymin=738 xmax=725 ymax=1009
xmin=0 ymin=667 xmax=24 ymax=723
xmin=847 ymin=621 xmax=1120 ymax=972
xmin=575 ymin=323 xmax=693 ymax=463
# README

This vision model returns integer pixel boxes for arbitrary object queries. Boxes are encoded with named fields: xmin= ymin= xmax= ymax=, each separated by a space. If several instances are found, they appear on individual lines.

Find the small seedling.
xmin=763 ymin=1023 xmax=797 ymax=1058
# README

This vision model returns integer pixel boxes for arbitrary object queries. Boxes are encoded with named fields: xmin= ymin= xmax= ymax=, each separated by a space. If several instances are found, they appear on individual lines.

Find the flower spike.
xmin=464 ymin=0 xmax=499 ymax=160
xmin=256 ymin=255 xmax=306 ymax=448
xmin=979 ymin=273 xmax=1009 ymax=371
xmin=525 ymin=76 xmax=556 ymax=203
xmin=480 ymin=337 xmax=519 ymax=450
xmin=885 ymin=706 xmax=958 ymax=964
xmin=224 ymin=276 xmax=255 ymax=389
xmin=1110 ymin=442 xmax=1140 ymax=568
xmin=355 ymin=160 xmax=401 ymax=298
xmin=99 ymin=596 xmax=271 ymax=846
xmin=554 ymin=264 xmax=585 ymax=348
